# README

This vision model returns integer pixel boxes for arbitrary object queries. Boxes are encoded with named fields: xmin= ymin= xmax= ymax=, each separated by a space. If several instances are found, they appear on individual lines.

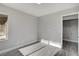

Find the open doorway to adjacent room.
xmin=62 ymin=14 xmax=78 ymax=56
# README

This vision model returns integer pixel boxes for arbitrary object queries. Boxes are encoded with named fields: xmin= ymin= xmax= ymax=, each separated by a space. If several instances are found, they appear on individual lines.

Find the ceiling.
xmin=2 ymin=3 xmax=79 ymax=17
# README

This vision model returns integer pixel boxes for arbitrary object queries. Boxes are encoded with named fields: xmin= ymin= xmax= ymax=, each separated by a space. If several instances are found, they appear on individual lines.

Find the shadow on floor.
xmin=55 ymin=40 xmax=78 ymax=56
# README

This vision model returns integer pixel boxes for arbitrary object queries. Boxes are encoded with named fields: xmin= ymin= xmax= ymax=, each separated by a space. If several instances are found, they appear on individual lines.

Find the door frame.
xmin=61 ymin=12 xmax=78 ymax=48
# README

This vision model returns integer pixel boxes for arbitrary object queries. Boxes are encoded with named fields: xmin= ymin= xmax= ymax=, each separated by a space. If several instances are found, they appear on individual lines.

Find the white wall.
xmin=39 ymin=6 xmax=79 ymax=48
xmin=0 ymin=4 xmax=38 ymax=52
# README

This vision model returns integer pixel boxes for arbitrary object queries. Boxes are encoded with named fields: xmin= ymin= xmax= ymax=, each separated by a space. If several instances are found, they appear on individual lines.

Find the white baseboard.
xmin=64 ymin=39 xmax=78 ymax=43
xmin=40 ymin=39 xmax=62 ymax=48
xmin=49 ymin=41 xmax=62 ymax=48
xmin=0 ymin=40 xmax=38 ymax=54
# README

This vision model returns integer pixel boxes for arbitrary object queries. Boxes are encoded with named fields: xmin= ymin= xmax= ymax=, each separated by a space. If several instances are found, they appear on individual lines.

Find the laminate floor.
xmin=29 ymin=45 xmax=60 ymax=56
xmin=0 ymin=41 xmax=39 ymax=56
xmin=1 ymin=40 xmax=76 ymax=56
xmin=0 ymin=42 xmax=60 ymax=56
xmin=55 ymin=40 xmax=78 ymax=56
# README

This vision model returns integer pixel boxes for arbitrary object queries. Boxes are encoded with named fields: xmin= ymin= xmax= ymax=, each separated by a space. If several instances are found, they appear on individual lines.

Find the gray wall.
xmin=0 ymin=4 xmax=38 ymax=51
xmin=63 ymin=19 xmax=78 ymax=43
xmin=39 ymin=6 xmax=79 ymax=47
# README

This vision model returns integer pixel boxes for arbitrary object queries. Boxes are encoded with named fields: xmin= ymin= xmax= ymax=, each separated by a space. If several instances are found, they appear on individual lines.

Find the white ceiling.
xmin=2 ymin=3 xmax=79 ymax=17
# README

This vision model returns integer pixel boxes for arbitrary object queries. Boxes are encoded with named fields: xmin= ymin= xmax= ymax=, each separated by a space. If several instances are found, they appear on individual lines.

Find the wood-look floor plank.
xmin=29 ymin=45 xmax=60 ymax=56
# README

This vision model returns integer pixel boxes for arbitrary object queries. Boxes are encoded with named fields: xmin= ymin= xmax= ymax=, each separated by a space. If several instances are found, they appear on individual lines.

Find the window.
xmin=0 ymin=14 xmax=8 ymax=41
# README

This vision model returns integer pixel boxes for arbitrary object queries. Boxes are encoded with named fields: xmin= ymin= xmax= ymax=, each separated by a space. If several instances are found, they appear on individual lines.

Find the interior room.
xmin=0 ymin=3 xmax=78 ymax=56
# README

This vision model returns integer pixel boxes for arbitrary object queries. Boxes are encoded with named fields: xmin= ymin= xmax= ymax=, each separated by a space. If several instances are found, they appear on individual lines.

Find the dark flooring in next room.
xmin=55 ymin=40 xmax=78 ymax=56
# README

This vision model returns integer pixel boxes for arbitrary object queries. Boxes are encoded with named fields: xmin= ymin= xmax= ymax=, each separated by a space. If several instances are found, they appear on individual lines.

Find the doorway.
xmin=62 ymin=14 xmax=78 ymax=56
